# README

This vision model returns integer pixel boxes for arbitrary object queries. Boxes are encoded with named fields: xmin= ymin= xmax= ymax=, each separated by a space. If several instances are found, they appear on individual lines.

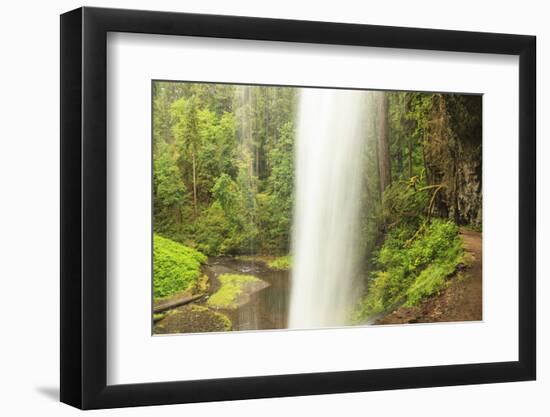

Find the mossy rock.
xmin=207 ymin=274 xmax=269 ymax=309
xmin=267 ymin=255 xmax=292 ymax=271
xmin=154 ymin=304 xmax=231 ymax=334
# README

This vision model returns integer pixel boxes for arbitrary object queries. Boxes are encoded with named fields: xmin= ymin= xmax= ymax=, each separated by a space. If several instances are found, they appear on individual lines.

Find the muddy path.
xmin=376 ymin=228 xmax=482 ymax=325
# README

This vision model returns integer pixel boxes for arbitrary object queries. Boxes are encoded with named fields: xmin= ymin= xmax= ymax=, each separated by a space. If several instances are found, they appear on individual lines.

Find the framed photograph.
xmin=60 ymin=6 xmax=536 ymax=409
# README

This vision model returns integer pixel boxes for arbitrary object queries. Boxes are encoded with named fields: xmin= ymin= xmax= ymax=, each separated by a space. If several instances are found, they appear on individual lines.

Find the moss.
xmin=153 ymin=304 xmax=233 ymax=333
xmin=189 ymin=305 xmax=232 ymax=331
xmin=213 ymin=309 xmax=232 ymax=331
xmin=153 ymin=313 xmax=167 ymax=322
xmin=153 ymin=234 xmax=207 ymax=299
xmin=267 ymin=255 xmax=292 ymax=270
xmin=188 ymin=274 xmax=210 ymax=294
xmin=207 ymin=274 xmax=260 ymax=309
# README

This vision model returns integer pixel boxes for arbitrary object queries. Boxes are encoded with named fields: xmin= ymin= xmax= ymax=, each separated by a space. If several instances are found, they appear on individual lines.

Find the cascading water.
xmin=289 ymin=88 xmax=369 ymax=329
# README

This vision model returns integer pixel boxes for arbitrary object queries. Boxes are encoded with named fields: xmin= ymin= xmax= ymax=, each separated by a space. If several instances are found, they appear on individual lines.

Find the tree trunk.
xmin=192 ymin=151 xmax=197 ymax=216
xmin=422 ymin=132 xmax=430 ymax=184
xmin=408 ymin=136 xmax=413 ymax=178
xmin=377 ymin=92 xmax=392 ymax=192
xmin=256 ymin=145 xmax=260 ymax=178
xmin=396 ymin=136 xmax=403 ymax=176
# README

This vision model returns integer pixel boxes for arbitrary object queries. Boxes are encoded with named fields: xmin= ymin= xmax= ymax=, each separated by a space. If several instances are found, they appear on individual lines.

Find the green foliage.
xmin=153 ymin=82 xmax=296 ymax=256
xmin=172 ymin=97 xmax=199 ymax=155
xmin=195 ymin=169 xmax=260 ymax=255
xmin=351 ymin=90 xmax=481 ymax=323
xmin=382 ymin=180 xmax=429 ymax=228
xmin=154 ymin=140 xmax=187 ymax=208
xmin=153 ymin=139 xmax=189 ymax=238
xmin=387 ymin=92 xmax=431 ymax=181
xmin=405 ymin=263 xmax=456 ymax=306
xmin=207 ymin=274 xmax=260 ymax=309
xmin=211 ymin=173 xmax=239 ymax=213
xmin=267 ymin=255 xmax=292 ymax=270
xmin=195 ymin=202 xmax=230 ymax=255
xmin=355 ymin=219 xmax=464 ymax=321
xmin=262 ymin=122 xmax=295 ymax=252
xmin=153 ymin=234 xmax=207 ymax=299
xmin=196 ymin=109 xmax=238 ymax=199
xmin=152 ymin=83 xmax=481 ymax=328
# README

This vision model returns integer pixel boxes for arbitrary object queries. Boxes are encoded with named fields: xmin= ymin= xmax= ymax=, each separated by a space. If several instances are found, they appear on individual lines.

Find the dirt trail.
xmin=376 ymin=228 xmax=482 ymax=325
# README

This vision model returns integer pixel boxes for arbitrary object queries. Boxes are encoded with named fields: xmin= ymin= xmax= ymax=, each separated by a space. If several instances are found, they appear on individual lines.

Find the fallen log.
xmin=153 ymin=293 xmax=205 ymax=314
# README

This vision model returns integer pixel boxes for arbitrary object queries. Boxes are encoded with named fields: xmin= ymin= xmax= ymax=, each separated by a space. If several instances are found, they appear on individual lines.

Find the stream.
xmin=204 ymin=257 xmax=290 ymax=331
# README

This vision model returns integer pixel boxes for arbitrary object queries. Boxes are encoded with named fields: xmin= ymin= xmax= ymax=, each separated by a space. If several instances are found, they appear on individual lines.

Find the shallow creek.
xmin=204 ymin=257 xmax=290 ymax=331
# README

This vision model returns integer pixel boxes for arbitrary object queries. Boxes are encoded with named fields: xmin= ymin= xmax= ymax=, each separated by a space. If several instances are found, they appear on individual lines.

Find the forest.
xmin=152 ymin=81 xmax=482 ymax=334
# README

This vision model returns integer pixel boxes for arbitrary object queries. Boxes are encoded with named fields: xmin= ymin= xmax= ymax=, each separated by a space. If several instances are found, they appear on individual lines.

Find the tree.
xmin=172 ymin=97 xmax=200 ymax=216
xmin=153 ymin=139 xmax=187 ymax=237
xmin=377 ymin=92 xmax=392 ymax=193
xmin=263 ymin=121 xmax=295 ymax=252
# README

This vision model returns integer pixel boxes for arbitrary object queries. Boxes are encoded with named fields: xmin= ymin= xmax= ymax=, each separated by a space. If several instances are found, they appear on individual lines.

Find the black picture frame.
xmin=60 ymin=6 xmax=536 ymax=410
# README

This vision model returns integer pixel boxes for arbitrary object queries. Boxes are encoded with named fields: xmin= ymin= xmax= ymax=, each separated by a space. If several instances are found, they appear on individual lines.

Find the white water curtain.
xmin=289 ymin=89 xmax=369 ymax=329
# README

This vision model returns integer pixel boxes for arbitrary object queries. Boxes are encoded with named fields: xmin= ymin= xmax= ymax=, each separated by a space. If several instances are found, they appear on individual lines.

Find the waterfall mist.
xmin=289 ymin=89 xmax=369 ymax=329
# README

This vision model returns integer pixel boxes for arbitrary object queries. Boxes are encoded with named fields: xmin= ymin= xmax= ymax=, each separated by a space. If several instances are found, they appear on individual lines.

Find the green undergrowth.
xmin=153 ymin=234 xmax=207 ymax=299
xmin=267 ymin=255 xmax=292 ymax=270
xmin=354 ymin=218 xmax=464 ymax=322
xmin=207 ymin=274 xmax=260 ymax=309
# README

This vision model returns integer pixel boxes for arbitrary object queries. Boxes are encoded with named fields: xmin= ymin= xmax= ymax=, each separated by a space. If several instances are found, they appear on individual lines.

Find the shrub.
xmin=195 ymin=202 xmax=229 ymax=255
xmin=153 ymin=234 xmax=207 ymax=299
xmin=355 ymin=219 xmax=463 ymax=321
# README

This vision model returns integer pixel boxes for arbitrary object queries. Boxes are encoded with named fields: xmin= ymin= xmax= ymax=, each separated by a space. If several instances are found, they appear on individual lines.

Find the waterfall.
xmin=289 ymin=88 xmax=369 ymax=329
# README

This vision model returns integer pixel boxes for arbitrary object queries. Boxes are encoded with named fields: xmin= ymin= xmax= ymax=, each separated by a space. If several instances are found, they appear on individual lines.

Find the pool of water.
xmin=205 ymin=257 xmax=290 ymax=331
